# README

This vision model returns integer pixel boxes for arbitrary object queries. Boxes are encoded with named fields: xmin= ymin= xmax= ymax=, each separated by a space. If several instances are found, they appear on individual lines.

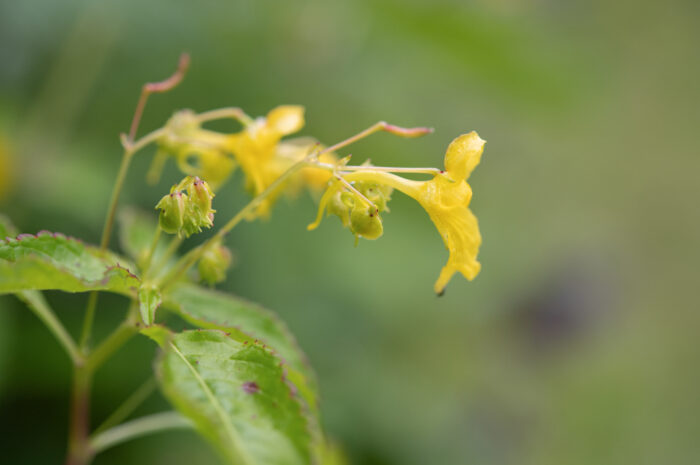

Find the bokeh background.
xmin=1 ymin=0 xmax=699 ymax=464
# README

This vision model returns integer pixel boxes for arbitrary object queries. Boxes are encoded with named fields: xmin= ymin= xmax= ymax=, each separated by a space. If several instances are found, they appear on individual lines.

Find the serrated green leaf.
xmin=0 ymin=231 xmax=140 ymax=296
xmin=138 ymin=285 xmax=162 ymax=325
xmin=162 ymin=284 xmax=318 ymax=410
xmin=157 ymin=329 xmax=316 ymax=465
xmin=0 ymin=214 xmax=17 ymax=238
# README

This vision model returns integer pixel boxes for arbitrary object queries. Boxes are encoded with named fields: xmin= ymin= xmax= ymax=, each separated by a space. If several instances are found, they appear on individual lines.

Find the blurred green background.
xmin=1 ymin=0 xmax=698 ymax=464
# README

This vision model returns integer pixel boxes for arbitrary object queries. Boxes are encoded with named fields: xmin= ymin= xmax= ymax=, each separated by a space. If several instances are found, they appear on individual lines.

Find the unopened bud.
xmin=189 ymin=177 xmax=215 ymax=213
xmin=350 ymin=204 xmax=383 ymax=240
xmin=155 ymin=191 xmax=186 ymax=235
xmin=198 ymin=241 xmax=233 ymax=284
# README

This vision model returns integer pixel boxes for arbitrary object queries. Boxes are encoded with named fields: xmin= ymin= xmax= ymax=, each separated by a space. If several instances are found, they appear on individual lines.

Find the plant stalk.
xmin=65 ymin=365 xmax=91 ymax=465
xmin=90 ymin=412 xmax=192 ymax=455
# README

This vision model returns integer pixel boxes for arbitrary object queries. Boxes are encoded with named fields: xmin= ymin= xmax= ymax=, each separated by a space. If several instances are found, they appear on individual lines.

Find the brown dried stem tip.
xmin=128 ymin=53 xmax=191 ymax=143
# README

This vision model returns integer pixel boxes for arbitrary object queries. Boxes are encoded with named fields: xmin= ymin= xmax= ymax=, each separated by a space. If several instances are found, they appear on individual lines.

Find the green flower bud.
xmin=189 ymin=177 xmax=215 ymax=213
xmin=349 ymin=204 xmax=383 ymax=240
xmin=155 ymin=191 xmax=186 ymax=235
xmin=181 ymin=202 xmax=204 ymax=238
xmin=198 ymin=241 xmax=233 ymax=285
xmin=156 ymin=176 xmax=216 ymax=238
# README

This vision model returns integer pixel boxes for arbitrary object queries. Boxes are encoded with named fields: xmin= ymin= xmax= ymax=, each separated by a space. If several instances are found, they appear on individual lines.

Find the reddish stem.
xmin=127 ymin=53 xmax=190 ymax=142
xmin=65 ymin=367 xmax=92 ymax=465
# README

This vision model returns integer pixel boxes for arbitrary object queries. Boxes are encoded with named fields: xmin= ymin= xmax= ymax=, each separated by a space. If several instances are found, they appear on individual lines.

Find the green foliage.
xmin=0 ymin=232 xmax=140 ymax=296
xmin=138 ymin=285 xmax=162 ymax=326
xmin=152 ymin=328 xmax=318 ymax=465
xmin=0 ymin=54 xmax=446 ymax=465
xmin=161 ymin=283 xmax=319 ymax=412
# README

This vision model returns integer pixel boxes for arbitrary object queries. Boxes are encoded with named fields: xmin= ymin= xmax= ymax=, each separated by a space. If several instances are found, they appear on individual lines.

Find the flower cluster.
xmin=150 ymin=104 xmax=485 ymax=294
xmin=311 ymin=132 xmax=485 ymax=294
xmin=150 ymin=106 xmax=334 ymax=219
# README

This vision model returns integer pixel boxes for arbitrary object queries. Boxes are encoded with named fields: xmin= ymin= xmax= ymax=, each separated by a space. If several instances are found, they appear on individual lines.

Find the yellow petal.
xmin=415 ymin=176 xmax=481 ymax=294
xmin=307 ymin=182 xmax=338 ymax=231
xmin=444 ymin=131 xmax=485 ymax=181
xmin=176 ymin=146 xmax=236 ymax=190
xmin=301 ymin=151 xmax=336 ymax=190
xmin=431 ymin=206 xmax=481 ymax=294
xmin=266 ymin=105 xmax=305 ymax=136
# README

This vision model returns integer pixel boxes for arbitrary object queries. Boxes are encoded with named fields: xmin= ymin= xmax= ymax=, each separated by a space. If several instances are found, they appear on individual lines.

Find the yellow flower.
xmin=315 ymin=131 xmax=485 ymax=294
xmin=151 ymin=110 xmax=236 ymax=189
xmin=173 ymin=144 xmax=236 ymax=190
xmin=226 ymin=105 xmax=333 ymax=219
xmin=413 ymin=132 xmax=484 ymax=293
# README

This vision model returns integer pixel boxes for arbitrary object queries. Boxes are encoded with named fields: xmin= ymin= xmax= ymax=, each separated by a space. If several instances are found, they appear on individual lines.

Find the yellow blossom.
xmin=151 ymin=110 xmax=235 ymax=189
xmin=226 ymin=105 xmax=333 ymax=218
xmin=173 ymin=144 xmax=236 ymax=189
xmin=312 ymin=131 xmax=485 ymax=294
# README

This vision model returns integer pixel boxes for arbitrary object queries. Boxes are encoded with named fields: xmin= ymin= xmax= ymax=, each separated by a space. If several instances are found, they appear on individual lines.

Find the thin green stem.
xmin=148 ymin=236 xmax=183 ymax=279
xmin=343 ymin=170 xmax=422 ymax=198
xmin=68 ymin=56 xmax=190 ymax=465
xmin=128 ymin=53 xmax=190 ymax=143
xmin=85 ymin=317 xmax=139 ymax=374
xmin=89 ymin=412 xmax=192 ymax=456
xmin=99 ymin=152 xmax=135 ymax=250
xmin=322 ymin=121 xmax=432 ymax=156
xmin=18 ymin=291 xmax=83 ymax=365
xmin=79 ymin=292 xmax=98 ymax=350
xmin=94 ymin=377 xmax=158 ymax=435
xmin=334 ymin=174 xmax=377 ymax=211
xmin=141 ymin=227 xmax=162 ymax=275
xmin=195 ymin=106 xmax=254 ymax=126
xmin=335 ymin=165 xmax=441 ymax=175
xmin=79 ymin=127 xmax=166 ymax=351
